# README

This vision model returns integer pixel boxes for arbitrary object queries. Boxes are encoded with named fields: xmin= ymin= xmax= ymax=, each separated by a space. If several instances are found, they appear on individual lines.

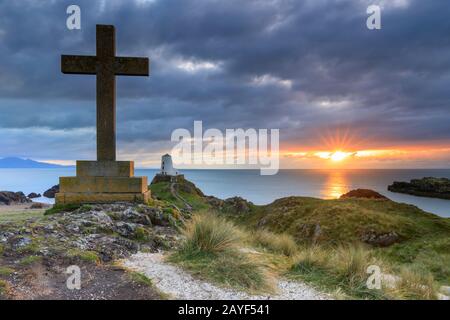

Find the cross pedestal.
xmin=55 ymin=25 xmax=150 ymax=205
xmin=56 ymin=161 xmax=150 ymax=204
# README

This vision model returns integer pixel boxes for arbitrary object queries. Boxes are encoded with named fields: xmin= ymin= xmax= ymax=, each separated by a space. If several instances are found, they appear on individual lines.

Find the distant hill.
xmin=0 ymin=157 xmax=65 ymax=168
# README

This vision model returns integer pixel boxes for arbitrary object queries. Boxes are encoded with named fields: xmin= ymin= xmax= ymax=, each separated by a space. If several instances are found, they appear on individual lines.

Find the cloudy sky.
xmin=0 ymin=0 xmax=449 ymax=168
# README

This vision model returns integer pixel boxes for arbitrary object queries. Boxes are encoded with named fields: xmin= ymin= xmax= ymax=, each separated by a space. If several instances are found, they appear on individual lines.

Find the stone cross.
xmin=61 ymin=25 xmax=149 ymax=161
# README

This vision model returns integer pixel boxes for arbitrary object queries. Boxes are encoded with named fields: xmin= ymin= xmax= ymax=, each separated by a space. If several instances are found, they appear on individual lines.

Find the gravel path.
xmin=122 ymin=252 xmax=330 ymax=300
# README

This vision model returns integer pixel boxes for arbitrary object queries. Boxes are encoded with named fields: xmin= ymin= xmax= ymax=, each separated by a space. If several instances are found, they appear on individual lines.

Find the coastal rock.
xmin=27 ymin=192 xmax=41 ymax=199
xmin=0 ymin=191 xmax=31 ymax=205
xmin=298 ymin=223 xmax=323 ymax=243
xmin=224 ymin=197 xmax=253 ymax=214
xmin=43 ymin=185 xmax=59 ymax=198
xmin=388 ymin=177 xmax=450 ymax=200
xmin=0 ymin=202 xmax=180 ymax=263
xmin=207 ymin=196 xmax=254 ymax=214
xmin=340 ymin=189 xmax=389 ymax=200
xmin=174 ymin=179 xmax=205 ymax=197
xmin=119 ymin=207 xmax=152 ymax=226
xmin=9 ymin=236 xmax=32 ymax=249
xmin=114 ymin=222 xmax=138 ymax=238
xmin=361 ymin=231 xmax=399 ymax=247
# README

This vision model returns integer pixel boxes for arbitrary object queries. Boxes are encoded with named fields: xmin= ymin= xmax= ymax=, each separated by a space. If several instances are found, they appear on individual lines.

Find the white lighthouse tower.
xmin=161 ymin=154 xmax=178 ymax=176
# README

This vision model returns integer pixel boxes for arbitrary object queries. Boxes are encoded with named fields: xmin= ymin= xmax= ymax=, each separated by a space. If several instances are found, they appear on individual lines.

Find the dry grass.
xmin=249 ymin=229 xmax=297 ymax=256
xmin=289 ymin=243 xmax=441 ymax=300
xmin=290 ymin=244 xmax=386 ymax=299
xmin=181 ymin=212 xmax=242 ymax=254
xmin=333 ymin=245 xmax=374 ymax=286
xmin=171 ymin=212 xmax=274 ymax=293
xmin=391 ymin=268 xmax=437 ymax=300
xmin=292 ymin=245 xmax=331 ymax=273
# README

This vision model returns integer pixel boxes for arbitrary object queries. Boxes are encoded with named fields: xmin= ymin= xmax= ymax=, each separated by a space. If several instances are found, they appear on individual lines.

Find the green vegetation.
xmin=236 ymin=197 xmax=450 ymax=284
xmin=44 ymin=203 xmax=81 ymax=215
xmin=150 ymin=181 xmax=210 ymax=211
xmin=134 ymin=226 xmax=150 ymax=242
xmin=395 ymin=267 xmax=437 ymax=300
xmin=248 ymin=229 xmax=297 ymax=256
xmin=0 ymin=279 xmax=8 ymax=295
xmin=16 ymin=240 xmax=41 ymax=254
xmin=288 ymin=244 xmax=385 ymax=299
xmin=78 ymin=204 xmax=93 ymax=213
xmin=19 ymin=255 xmax=42 ymax=266
xmin=150 ymin=181 xmax=176 ymax=202
xmin=153 ymin=176 xmax=448 ymax=299
xmin=0 ymin=210 xmax=45 ymax=223
xmin=169 ymin=213 xmax=273 ymax=293
xmin=0 ymin=266 xmax=14 ymax=276
xmin=66 ymin=249 xmax=100 ymax=264
xmin=239 ymin=197 xmax=448 ymax=245
xmin=288 ymin=244 xmax=438 ymax=300
xmin=180 ymin=213 xmax=242 ymax=254
xmin=129 ymin=271 xmax=154 ymax=287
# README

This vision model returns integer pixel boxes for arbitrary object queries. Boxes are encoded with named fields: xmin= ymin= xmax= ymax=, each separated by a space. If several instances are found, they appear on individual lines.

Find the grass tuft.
xmin=393 ymin=268 xmax=437 ymax=300
xmin=170 ymin=212 xmax=273 ymax=293
xmin=250 ymin=229 xmax=297 ymax=256
xmin=0 ymin=279 xmax=9 ymax=295
xmin=181 ymin=212 xmax=242 ymax=254
xmin=44 ymin=203 xmax=80 ymax=215
xmin=290 ymin=244 xmax=387 ymax=299
xmin=129 ymin=271 xmax=153 ymax=287
xmin=0 ymin=266 xmax=14 ymax=276
xmin=67 ymin=249 xmax=100 ymax=264
xmin=288 ymin=243 xmax=441 ymax=300
xmin=19 ymin=255 xmax=42 ymax=266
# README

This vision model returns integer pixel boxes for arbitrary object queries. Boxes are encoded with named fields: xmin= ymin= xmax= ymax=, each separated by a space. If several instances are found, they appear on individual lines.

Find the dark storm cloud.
xmin=0 ymin=0 xmax=450 ymax=162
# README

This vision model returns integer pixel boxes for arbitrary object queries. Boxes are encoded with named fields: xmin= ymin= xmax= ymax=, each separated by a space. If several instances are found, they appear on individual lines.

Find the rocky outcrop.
xmin=27 ymin=192 xmax=41 ymax=199
xmin=297 ymin=223 xmax=323 ymax=244
xmin=388 ymin=177 xmax=450 ymax=200
xmin=361 ymin=231 xmax=400 ymax=247
xmin=43 ymin=185 xmax=59 ymax=198
xmin=206 ymin=196 xmax=254 ymax=214
xmin=0 ymin=202 xmax=181 ymax=300
xmin=340 ymin=189 xmax=389 ymax=200
xmin=0 ymin=191 xmax=31 ymax=205
xmin=173 ymin=179 xmax=205 ymax=197
xmin=0 ymin=203 xmax=181 ymax=264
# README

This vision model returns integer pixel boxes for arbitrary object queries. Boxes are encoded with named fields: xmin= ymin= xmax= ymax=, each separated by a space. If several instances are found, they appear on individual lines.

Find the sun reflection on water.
xmin=323 ymin=170 xmax=349 ymax=199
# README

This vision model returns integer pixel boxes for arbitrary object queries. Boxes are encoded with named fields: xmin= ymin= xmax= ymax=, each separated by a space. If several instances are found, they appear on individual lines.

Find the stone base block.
xmin=77 ymin=160 xmax=134 ymax=177
xmin=55 ymin=191 xmax=150 ymax=205
xmin=60 ymin=176 xmax=148 ymax=193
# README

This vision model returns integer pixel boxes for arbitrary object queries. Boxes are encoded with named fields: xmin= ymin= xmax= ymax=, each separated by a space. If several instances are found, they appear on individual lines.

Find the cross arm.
xmin=61 ymin=55 xmax=97 ymax=75
xmin=114 ymin=57 xmax=149 ymax=76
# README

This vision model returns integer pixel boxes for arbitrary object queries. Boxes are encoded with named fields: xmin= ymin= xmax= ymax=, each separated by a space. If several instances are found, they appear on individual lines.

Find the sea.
xmin=0 ymin=168 xmax=449 ymax=218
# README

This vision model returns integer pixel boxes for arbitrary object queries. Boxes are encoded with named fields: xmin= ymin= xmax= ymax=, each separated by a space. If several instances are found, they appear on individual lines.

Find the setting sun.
xmin=330 ymin=151 xmax=349 ymax=162
xmin=313 ymin=150 xmax=353 ymax=163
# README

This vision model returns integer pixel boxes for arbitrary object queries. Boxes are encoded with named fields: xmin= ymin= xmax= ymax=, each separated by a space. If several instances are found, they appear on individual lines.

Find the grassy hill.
xmin=237 ymin=196 xmax=450 ymax=284
xmin=151 ymin=178 xmax=450 ymax=287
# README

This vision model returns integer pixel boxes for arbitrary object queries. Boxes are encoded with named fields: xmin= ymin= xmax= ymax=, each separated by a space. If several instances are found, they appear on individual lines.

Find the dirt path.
xmin=122 ymin=252 xmax=330 ymax=300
